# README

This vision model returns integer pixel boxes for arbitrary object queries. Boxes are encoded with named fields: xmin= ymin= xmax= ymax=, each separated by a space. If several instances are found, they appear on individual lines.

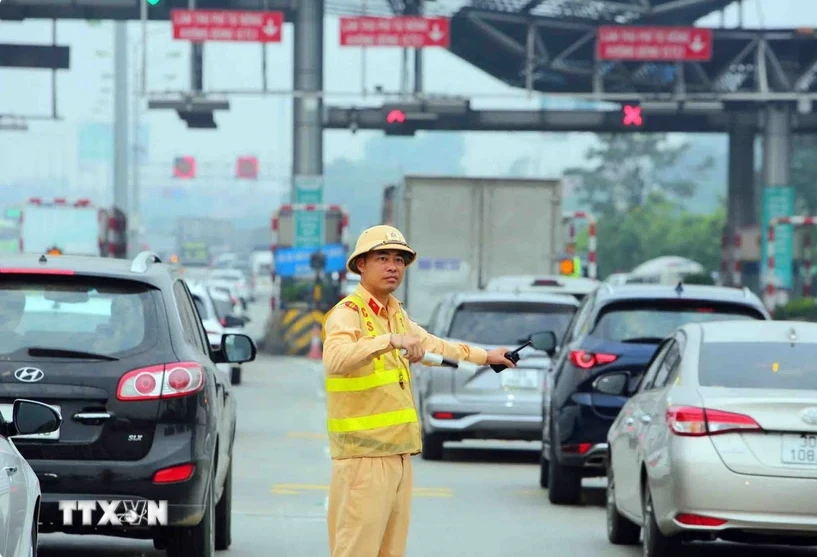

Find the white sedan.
xmin=0 ymin=399 xmax=62 ymax=557
xmin=188 ymin=281 xmax=245 ymax=385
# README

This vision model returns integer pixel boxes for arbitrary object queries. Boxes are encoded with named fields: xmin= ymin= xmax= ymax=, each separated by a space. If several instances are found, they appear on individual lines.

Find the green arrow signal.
xmin=146 ymin=0 xmax=161 ymax=5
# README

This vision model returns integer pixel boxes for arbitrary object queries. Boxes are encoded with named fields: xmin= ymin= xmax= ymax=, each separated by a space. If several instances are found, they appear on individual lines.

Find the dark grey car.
xmin=413 ymin=291 xmax=579 ymax=460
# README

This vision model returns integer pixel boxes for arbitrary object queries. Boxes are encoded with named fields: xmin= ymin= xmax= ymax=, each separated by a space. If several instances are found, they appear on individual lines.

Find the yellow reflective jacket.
xmin=322 ymin=293 xmax=421 ymax=459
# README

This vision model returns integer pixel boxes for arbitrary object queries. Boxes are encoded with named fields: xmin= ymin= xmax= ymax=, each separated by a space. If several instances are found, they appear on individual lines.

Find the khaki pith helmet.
xmin=346 ymin=225 xmax=417 ymax=275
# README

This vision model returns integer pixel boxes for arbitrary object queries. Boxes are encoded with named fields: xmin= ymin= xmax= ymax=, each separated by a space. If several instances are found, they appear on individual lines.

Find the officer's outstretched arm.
xmin=323 ymin=305 xmax=396 ymax=375
xmin=405 ymin=316 xmax=488 ymax=366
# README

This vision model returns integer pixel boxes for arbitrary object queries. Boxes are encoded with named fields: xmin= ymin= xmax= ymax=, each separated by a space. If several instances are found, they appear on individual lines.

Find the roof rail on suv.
xmin=130 ymin=251 xmax=162 ymax=273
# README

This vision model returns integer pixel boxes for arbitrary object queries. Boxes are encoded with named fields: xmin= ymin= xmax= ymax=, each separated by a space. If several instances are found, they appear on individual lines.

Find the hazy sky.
xmin=0 ymin=0 xmax=813 ymax=198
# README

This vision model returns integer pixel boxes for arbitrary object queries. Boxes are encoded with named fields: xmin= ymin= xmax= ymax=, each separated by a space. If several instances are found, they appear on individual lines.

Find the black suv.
xmin=0 ymin=252 xmax=254 ymax=557
xmin=539 ymin=283 xmax=770 ymax=505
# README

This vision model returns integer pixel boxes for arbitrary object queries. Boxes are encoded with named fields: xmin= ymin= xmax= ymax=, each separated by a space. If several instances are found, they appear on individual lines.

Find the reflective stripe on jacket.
xmin=323 ymin=293 xmax=421 ymax=459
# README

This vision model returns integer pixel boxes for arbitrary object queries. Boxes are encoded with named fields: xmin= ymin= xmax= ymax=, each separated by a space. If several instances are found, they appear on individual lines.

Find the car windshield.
xmin=592 ymin=301 xmax=765 ymax=342
xmin=0 ymin=277 xmax=155 ymax=357
xmin=446 ymin=301 xmax=576 ymax=345
xmin=699 ymin=342 xmax=817 ymax=390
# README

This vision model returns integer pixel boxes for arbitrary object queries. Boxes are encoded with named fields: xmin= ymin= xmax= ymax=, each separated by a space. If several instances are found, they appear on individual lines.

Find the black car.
xmin=0 ymin=251 xmax=254 ymax=557
xmin=538 ymin=283 xmax=770 ymax=505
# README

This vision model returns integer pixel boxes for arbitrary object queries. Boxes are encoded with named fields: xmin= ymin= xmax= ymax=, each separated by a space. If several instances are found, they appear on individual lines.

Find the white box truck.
xmin=386 ymin=175 xmax=563 ymax=325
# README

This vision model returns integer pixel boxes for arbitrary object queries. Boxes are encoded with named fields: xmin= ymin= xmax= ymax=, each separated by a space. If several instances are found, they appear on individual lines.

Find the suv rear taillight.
xmin=569 ymin=349 xmax=618 ymax=369
xmin=117 ymin=362 xmax=205 ymax=401
xmin=666 ymin=405 xmax=762 ymax=437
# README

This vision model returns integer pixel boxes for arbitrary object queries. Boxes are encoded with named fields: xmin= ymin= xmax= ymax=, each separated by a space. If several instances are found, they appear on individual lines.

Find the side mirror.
xmin=220 ymin=333 xmax=257 ymax=364
xmin=222 ymin=315 xmax=245 ymax=328
xmin=11 ymin=399 xmax=62 ymax=436
xmin=528 ymin=331 xmax=557 ymax=355
xmin=593 ymin=371 xmax=632 ymax=397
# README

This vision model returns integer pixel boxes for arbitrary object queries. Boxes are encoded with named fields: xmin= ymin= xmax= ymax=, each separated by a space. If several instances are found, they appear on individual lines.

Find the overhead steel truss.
xmin=448 ymin=8 xmax=817 ymax=101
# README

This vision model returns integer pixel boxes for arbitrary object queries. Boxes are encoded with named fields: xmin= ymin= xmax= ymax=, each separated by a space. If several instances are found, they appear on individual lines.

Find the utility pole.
xmin=130 ymin=40 xmax=142 ymax=258
xmin=113 ymin=21 xmax=130 ymax=257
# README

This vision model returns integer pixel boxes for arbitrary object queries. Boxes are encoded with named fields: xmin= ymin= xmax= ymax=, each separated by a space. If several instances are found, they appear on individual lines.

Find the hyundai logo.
xmin=801 ymin=407 xmax=817 ymax=426
xmin=13 ymin=367 xmax=44 ymax=383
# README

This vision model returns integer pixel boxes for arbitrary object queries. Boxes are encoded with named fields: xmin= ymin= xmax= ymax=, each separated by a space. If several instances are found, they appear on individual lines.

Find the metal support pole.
xmin=762 ymin=104 xmax=793 ymax=304
xmin=51 ymin=20 xmax=58 ymax=119
xmin=413 ymin=0 xmax=423 ymax=95
xmin=140 ymin=0 xmax=147 ymax=94
xmin=292 ymin=0 xmax=324 ymax=202
xmin=361 ymin=0 xmax=368 ymax=97
xmin=524 ymin=23 xmax=534 ymax=96
xmin=130 ymin=41 xmax=142 ymax=258
xmin=401 ymin=49 xmax=409 ymax=97
xmin=189 ymin=0 xmax=203 ymax=92
xmin=113 ymin=22 xmax=130 ymax=257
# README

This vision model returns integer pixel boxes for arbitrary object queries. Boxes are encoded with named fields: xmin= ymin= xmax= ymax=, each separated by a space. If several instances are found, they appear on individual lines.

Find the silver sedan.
xmin=604 ymin=320 xmax=817 ymax=556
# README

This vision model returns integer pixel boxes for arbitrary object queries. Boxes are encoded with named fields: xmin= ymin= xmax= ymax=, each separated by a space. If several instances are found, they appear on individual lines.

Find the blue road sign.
xmin=274 ymin=244 xmax=347 ymax=278
xmin=293 ymin=175 xmax=323 ymax=204
xmin=761 ymin=186 xmax=795 ymax=290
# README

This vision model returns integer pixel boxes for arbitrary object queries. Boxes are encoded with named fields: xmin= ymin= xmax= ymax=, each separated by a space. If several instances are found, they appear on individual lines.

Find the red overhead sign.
xmin=596 ymin=26 xmax=713 ymax=61
xmin=339 ymin=16 xmax=450 ymax=48
xmin=171 ymin=9 xmax=283 ymax=43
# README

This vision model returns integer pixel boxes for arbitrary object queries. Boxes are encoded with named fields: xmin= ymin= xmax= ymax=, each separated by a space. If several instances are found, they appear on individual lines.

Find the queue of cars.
xmin=0 ymin=251 xmax=257 ymax=557
xmin=415 ymin=273 xmax=817 ymax=556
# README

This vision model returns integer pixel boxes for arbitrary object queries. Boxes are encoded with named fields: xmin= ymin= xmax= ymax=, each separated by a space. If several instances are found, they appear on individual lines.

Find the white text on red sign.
xmin=171 ymin=10 xmax=284 ymax=43
xmin=339 ymin=16 xmax=449 ymax=48
xmin=596 ymin=26 xmax=712 ymax=61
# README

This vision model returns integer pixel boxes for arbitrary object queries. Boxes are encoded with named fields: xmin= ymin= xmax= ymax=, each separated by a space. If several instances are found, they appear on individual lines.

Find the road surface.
xmin=37 ymin=303 xmax=817 ymax=556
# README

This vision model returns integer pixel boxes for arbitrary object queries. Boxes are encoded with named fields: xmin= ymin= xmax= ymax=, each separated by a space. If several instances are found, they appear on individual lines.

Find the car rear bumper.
xmin=31 ymin=431 xmax=211 ymax=532
xmin=659 ymin=440 xmax=817 ymax=539
xmin=424 ymin=395 xmax=541 ymax=441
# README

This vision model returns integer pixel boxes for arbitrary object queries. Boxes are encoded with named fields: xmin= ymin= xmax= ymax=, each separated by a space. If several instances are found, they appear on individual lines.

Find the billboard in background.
xmin=77 ymin=122 xmax=150 ymax=165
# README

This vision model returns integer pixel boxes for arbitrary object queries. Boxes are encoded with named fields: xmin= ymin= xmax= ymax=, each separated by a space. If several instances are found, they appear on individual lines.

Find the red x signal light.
xmin=386 ymin=109 xmax=407 ymax=124
xmin=173 ymin=155 xmax=196 ymax=179
xmin=622 ymin=105 xmax=643 ymax=127
xmin=236 ymin=156 xmax=259 ymax=179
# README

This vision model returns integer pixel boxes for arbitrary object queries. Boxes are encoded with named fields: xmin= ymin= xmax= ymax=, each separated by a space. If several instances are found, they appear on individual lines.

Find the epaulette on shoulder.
xmin=342 ymin=300 xmax=358 ymax=311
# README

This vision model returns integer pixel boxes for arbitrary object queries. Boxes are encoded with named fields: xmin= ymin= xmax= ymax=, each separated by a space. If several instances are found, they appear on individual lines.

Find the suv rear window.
xmin=699 ymin=342 xmax=817 ymax=390
xmin=447 ymin=301 xmax=576 ymax=345
xmin=592 ymin=301 xmax=765 ymax=342
xmin=0 ymin=277 xmax=156 ymax=357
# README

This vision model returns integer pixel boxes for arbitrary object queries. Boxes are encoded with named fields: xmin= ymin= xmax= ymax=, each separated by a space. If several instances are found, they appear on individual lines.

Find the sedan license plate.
xmin=781 ymin=433 xmax=817 ymax=465
xmin=0 ymin=403 xmax=60 ymax=440
xmin=500 ymin=369 xmax=539 ymax=390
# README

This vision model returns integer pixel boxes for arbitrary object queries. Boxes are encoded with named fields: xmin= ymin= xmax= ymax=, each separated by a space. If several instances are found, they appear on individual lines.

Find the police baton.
xmin=400 ymin=349 xmax=478 ymax=372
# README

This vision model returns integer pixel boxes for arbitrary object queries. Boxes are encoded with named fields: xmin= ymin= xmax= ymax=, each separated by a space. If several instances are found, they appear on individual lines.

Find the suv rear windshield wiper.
xmin=621 ymin=337 xmax=665 ymax=344
xmin=27 ymin=347 xmax=119 ymax=361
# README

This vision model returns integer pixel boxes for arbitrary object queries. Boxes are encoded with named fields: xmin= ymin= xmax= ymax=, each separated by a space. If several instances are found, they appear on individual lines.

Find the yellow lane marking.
xmin=287 ymin=432 xmax=328 ymax=439
xmin=271 ymin=483 xmax=453 ymax=498
xmin=516 ymin=489 xmax=541 ymax=496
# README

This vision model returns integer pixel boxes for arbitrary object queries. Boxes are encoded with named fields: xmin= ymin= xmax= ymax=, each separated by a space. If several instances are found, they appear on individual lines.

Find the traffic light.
xmin=236 ymin=156 xmax=259 ymax=180
xmin=173 ymin=156 xmax=196 ymax=179
xmin=46 ymin=246 xmax=62 ymax=256
xmin=622 ymin=104 xmax=643 ymax=127
xmin=383 ymin=107 xmax=416 ymax=136
xmin=146 ymin=0 xmax=161 ymax=5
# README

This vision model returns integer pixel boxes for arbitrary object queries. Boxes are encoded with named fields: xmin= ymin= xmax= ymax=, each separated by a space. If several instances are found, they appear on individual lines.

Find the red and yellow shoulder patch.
xmin=343 ymin=300 xmax=358 ymax=311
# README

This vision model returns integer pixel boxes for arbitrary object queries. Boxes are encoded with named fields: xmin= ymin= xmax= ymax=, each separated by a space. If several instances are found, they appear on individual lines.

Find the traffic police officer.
xmin=322 ymin=225 xmax=516 ymax=557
